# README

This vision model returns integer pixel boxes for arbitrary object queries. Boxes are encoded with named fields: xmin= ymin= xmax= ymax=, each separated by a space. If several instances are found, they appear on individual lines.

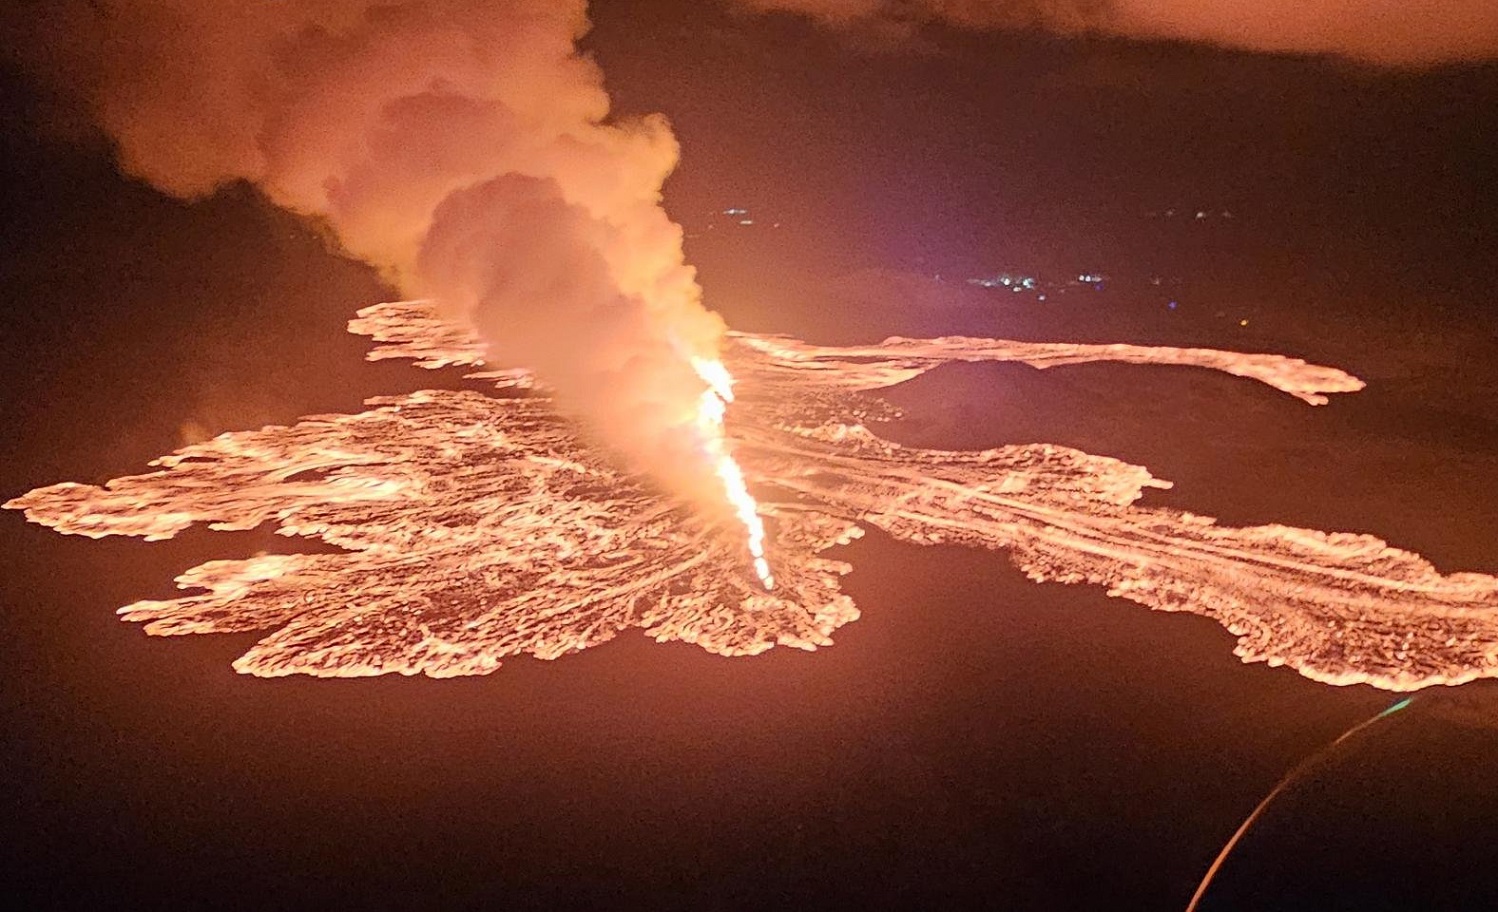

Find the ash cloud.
xmin=730 ymin=0 xmax=1498 ymax=65
xmin=11 ymin=0 xmax=731 ymax=506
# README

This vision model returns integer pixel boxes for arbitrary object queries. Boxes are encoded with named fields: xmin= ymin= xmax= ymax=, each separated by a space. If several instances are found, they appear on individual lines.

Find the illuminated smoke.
xmin=730 ymin=0 xmax=1498 ymax=65
xmin=12 ymin=0 xmax=769 ymax=577
xmin=9 ymin=300 xmax=1496 ymax=688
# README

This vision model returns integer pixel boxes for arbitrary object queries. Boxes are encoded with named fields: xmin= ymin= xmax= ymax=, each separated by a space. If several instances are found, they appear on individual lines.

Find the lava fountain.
xmin=694 ymin=356 xmax=774 ymax=589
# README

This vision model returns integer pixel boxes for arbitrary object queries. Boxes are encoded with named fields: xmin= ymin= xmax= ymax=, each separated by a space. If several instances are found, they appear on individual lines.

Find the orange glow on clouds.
xmin=732 ymin=0 xmax=1498 ymax=65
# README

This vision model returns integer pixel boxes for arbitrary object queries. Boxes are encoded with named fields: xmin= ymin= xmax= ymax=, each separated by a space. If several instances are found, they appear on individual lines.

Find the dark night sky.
xmin=590 ymin=0 xmax=1498 ymax=280
xmin=3 ymin=2 xmax=1498 ymax=909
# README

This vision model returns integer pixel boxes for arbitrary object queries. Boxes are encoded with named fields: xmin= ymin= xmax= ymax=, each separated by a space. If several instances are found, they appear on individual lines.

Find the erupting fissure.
xmin=693 ymin=356 xmax=774 ymax=590
xmin=11 ymin=298 xmax=1498 ymax=687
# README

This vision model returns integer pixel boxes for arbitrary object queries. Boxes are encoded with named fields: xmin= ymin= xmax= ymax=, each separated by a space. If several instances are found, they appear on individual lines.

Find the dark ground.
xmin=3 ymin=3 xmax=1498 ymax=909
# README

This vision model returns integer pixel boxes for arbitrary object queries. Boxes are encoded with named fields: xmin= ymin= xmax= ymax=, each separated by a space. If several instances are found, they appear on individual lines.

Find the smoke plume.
xmin=14 ymin=0 xmax=733 ymax=509
xmin=731 ymin=0 xmax=1498 ymax=65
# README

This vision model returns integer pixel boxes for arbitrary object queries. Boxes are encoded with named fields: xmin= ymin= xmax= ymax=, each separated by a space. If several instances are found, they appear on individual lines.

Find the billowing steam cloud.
xmin=731 ymin=0 xmax=1498 ymax=65
xmin=15 ymin=0 xmax=733 ymax=509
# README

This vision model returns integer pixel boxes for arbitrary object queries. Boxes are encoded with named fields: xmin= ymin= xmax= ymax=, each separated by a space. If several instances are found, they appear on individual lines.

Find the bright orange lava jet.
xmin=693 ymin=356 xmax=774 ymax=590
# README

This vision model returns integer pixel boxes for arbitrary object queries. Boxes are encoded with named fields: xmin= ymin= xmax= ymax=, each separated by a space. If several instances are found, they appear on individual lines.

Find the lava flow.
xmin=8 ymin=299 xmax=1498 ymax=689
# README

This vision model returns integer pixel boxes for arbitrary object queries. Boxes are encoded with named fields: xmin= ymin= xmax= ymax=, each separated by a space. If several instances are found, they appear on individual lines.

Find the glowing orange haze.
xmin=16 ymin=0 xmax=772 ymax=579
